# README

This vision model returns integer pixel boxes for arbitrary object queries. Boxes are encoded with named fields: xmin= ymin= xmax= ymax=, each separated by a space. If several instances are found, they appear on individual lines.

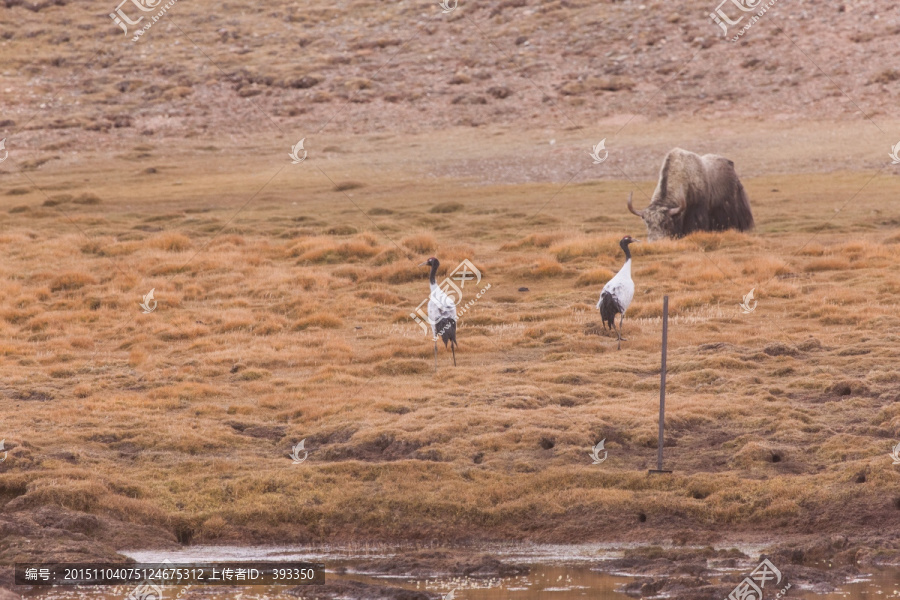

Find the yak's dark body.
xmin=629 ymin=148 xmax=754 ymax=241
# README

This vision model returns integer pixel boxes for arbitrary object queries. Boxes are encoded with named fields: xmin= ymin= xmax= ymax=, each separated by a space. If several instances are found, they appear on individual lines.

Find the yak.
xmin=627 ymin=148 xmax=754 ymax=241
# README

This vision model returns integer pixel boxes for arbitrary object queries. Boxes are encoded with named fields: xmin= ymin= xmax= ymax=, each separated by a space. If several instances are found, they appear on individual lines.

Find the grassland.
xmin=3 ymin=2 xmax=900 ymax=587
xmin=2 ymin=126 xmax=900 ymax=556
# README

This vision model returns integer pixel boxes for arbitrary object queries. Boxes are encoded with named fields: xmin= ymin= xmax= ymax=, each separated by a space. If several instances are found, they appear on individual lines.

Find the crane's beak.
xmin=418 ymin=262 xmax=428 ymax=267
xmin=632 ymin=239 xmax=641 ymax=243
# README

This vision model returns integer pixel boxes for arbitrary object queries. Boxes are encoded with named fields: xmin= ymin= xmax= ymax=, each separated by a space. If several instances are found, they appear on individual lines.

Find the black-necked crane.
xmin=420 ymin=257 xmax=458 ymax=368
xmin=597 ymin=235 xmax=639 ymax=350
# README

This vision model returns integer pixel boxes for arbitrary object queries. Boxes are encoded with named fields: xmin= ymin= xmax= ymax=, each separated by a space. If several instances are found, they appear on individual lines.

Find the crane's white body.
xmin=598 ymin=258 xmax=634 ymax=315
xmin=428 ymin=281 xmax=457 ymax=336
xmin=421 ymin=257 xmax=460 ymax=368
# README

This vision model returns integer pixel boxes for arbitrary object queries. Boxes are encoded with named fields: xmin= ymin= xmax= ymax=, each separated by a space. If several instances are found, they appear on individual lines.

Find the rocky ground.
xmin=2 ymin=0 xmax=899 ymax=176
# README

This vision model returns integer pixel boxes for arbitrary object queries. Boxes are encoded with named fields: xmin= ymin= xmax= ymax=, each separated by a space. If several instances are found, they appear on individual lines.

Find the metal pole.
xmin=657 ymin=295 xmax=669 ymax=470
xmin=650 ymin=296 xmax=671 ymax=474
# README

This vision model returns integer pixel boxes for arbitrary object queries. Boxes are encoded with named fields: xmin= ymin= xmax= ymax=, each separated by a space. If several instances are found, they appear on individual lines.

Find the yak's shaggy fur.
xmin=628 ymin=148 xmax=755 ymax=241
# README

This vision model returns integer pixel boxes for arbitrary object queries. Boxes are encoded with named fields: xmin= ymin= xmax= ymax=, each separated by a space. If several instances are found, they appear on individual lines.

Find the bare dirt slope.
xmin=1 ymin=0 xmax=899 ymax=172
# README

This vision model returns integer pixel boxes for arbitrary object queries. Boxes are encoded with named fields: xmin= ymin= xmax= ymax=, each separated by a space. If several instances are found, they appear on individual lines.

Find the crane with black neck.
xmin=419 ymin=257 xmax=458 ymax=369
xmin=597 ymin=236 xmax=639 ymax=350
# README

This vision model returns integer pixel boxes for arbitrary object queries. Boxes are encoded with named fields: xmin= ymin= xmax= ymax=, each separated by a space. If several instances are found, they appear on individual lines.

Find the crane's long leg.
xmin=451 ymin=344 xmax=456 ymax=367
xmin=612 ymin=319 xmax=622 ymax=351
xmin=612 ymin=313 xmax=630 ymax=351
xmin=433 ymin=339 xmax=438 ymax=372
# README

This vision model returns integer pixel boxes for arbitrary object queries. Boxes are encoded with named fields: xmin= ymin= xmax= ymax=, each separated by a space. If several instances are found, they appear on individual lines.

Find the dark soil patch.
xmin=319 ymin=434 xmax=441 ymax=462
xmin=227 ymin=422 xmax=287 ymax=441
xmin=8 ymin=389 xmax=53 ymax=402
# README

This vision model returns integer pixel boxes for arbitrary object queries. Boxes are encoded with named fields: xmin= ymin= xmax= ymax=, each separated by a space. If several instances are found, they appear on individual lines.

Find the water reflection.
xmin=798 ymin=569 xmax=900 ymax=599
xmin=418 ymin=566 xmax=630 ymax=599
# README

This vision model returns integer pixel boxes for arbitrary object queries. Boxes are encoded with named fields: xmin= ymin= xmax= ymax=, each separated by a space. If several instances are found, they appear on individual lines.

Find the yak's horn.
xmin=626 ymin=192 xmax=644 ymax=217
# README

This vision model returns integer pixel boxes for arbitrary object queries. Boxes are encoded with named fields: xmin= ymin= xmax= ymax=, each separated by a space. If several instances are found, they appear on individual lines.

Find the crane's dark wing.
xmin=598 ymin=291 xmax=621 ymax=330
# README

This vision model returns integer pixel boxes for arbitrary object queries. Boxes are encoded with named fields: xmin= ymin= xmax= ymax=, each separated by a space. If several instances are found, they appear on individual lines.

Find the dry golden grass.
xmin=2 ymin=132 xmax=900 ymax=547
xmin=401 ymin=233 xmax=438 ymax=255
